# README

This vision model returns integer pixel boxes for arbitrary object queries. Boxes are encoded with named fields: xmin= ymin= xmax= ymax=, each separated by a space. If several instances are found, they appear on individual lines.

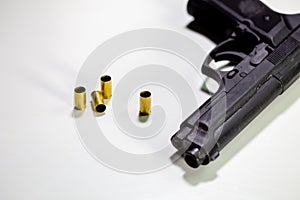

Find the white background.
xmin=1 ymin=0 xmax=300 ymax=199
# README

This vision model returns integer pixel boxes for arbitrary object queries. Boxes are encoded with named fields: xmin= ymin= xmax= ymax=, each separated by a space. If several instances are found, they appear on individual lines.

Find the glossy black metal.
xmin=171 ymin=0 xmax=300 ymax=168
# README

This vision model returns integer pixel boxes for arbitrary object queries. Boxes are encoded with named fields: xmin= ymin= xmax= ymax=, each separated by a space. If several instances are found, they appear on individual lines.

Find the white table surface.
xmin=1 ymin=0 xmax=300 ymax=199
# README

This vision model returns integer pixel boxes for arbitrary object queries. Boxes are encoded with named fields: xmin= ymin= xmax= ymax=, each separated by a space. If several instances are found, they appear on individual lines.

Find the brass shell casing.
xmin=101 ymin=75 xmax=112 ymax=99
xmin=139 ymin=91 xmax=151 ymax=115
xmin=91 ymin=91 xmax=106 ymax=113
xmin=74 ymin=86 xmax=86 ymax=110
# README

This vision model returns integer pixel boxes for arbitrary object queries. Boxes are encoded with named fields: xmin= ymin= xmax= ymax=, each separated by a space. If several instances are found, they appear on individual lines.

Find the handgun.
xmin=171 ymin=0 xmax=300 ymax=168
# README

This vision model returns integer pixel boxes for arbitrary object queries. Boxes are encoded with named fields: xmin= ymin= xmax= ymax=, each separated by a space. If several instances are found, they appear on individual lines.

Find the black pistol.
xmin=171 ymin=0 xmax=300 ymax=168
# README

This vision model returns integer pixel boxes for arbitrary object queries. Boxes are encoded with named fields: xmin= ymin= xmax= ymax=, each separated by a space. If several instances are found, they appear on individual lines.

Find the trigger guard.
xmin=210 ymin=37 xmax=248 ymax=63
xmin=213 ymin=51 xmax=247 ymax=63
xmin=201 ymin=51 xmax=246 ymax=93
xmin=201 ymin=37 xmax=250 ymax=93
xmin=202 ymin=55 xmax=224 ymax=88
